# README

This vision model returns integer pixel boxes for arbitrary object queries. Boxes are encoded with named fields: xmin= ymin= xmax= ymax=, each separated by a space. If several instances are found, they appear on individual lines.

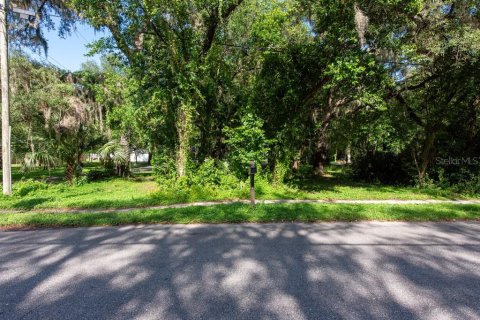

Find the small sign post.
xmin=249 ymin=160 xmax=256 ymax=207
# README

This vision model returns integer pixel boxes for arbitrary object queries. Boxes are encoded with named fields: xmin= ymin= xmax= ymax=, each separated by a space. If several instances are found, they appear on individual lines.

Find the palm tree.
xmin=22 ymin=150 xmax=57 ymax=173
xmin=98 ymin=139 xmax=130 ymax=177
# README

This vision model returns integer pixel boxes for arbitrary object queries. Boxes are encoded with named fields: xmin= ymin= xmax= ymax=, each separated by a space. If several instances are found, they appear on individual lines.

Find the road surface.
xmin=1 ymin=222 xmax=479 ymax=319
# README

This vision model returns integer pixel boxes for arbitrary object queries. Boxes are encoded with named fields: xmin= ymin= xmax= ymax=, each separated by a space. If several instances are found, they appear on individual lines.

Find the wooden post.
xmin=249 ymin=160 xmax=256 ymax=207
xmin=0 ymin=0 xmax=11 ymax=195
xmin=250 ymin=173 xmax=255 ymax=207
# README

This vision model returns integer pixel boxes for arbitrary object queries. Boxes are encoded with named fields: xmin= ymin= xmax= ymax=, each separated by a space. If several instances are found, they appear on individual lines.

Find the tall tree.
xmin=70 ymin=0 xmax=247 ymax=177
xmin=9 ymin=53 xmax=102 ymax=182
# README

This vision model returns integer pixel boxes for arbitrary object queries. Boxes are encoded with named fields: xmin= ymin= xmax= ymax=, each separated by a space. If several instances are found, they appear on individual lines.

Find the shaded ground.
xmin=0 ymin=164 xmax=474 ymax=211
xmin=1 ymin=222 xmax=479 ymax=319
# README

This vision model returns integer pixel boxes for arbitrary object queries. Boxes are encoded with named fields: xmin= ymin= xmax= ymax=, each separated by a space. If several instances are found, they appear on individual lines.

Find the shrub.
xmin=13 ymin=179 xmax=48 ymax=197
xmin=86 ymin=169 xmax=115 ymax=182
xmin=22 ymin=151 xmax=57 ymax=172
xmin=220 ymin=172 xmax=241 ymax=189
xmin=293 ymin=164 xmax=315 ymax=180
xmin=188 ymin=158 xmax=221 ymax=186
xmin=456 ymin=176 xmax=480 ymax=195
xmin=352 ymin=152 xmax=411 ymax=185
xmin=435 ymin=168 xmax=480 ymax=195
xmin=184 ymin=159 xmax=241 ymax=189
xmin=74 ymin=176 xmax=89 ymax=186
xmin=154 ymin=156 xmax=243 ymax=193
xmin=153 ymin=151 xmax=177 ymax=186
xmin=272 ymin=160 xmax=290 ymax=185
xmin=224 ymin=113 xmax=273 ymax=178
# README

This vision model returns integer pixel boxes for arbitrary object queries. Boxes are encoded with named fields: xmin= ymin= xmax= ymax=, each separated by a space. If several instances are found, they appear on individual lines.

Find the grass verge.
xmin=1 ymin=203 xmax=479 ymax=230
xmin=1 ymin=165 xmax=477 ymax=211
xmin=0 ymin=176 xmax=474 ymax=211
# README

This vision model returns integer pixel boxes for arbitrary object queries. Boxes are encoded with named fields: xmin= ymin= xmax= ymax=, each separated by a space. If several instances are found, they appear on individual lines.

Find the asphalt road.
xmin=1 ymin=222 xmax=479 ymax=320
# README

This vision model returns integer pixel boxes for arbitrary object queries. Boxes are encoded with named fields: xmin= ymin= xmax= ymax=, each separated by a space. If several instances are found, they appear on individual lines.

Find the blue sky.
xmin=25 ymin=18 xmax=106 ymax=72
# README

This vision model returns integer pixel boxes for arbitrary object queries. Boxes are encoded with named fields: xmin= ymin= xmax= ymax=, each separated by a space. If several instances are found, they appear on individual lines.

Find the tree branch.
xmin=202 ymin=0 xmax=244 ymax=55
xmin=398 ymin=73 xmax=439 ymax=93
xmin=394 ymin=93 xmax=425 ymax=127
xmin=301 ymin=76 xmax=331 ymax=107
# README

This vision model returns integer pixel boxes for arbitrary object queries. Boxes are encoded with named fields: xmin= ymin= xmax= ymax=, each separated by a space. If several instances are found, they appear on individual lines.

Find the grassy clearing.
xmin=0 ymin=165 xmax=475 ymax=211
xmin=0 ymin=203 xmax=479 ymax=229
xmin=0 ymin=176 xmax=469 ymax=210
xmin=0 ymin=178 xmax=161 ymax=210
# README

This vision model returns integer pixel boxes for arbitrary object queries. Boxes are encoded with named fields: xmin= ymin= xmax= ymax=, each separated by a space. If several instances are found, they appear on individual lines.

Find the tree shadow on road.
xmin=0 ymin=221 xmax=479 ymax=319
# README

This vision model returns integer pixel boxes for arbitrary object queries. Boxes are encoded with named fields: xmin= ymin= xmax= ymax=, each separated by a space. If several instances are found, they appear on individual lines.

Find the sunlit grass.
xmin=0 ymin=165 xmax=476 ymax=211
xmin=1 ymin=203 xmax=479 ymax=229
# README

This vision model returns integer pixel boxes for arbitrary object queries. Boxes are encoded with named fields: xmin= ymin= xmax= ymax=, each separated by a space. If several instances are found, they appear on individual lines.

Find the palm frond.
xmin=22 ymin=151 xmax=57 ymax=171
xmin=98 ymin=140 xmax=128 ymax=165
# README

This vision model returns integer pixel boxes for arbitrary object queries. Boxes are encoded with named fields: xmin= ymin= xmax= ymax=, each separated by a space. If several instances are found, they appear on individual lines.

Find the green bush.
xmin=74 ymin=176 xmax=89 ymax=186
xmin=428 ymin=167 xmax=480 ymax=195
xmin=352 ymin=152 xmax=411 ymax=185
xmin=86 ymin=169 xmax=115 ymax=182
xmin=153 ymin=156 xmax=244 ymax=194
xmin=272 ymin=160 xmax=290 ymax=185
xmin=224 ymin=113 xmax=273 ymax=178
xmin=13 ymin=179 xmax=49 ymax=197
xmin=290 ymin=164 xmax=315 ymax=181
xmin=457 ymin=176 xmax=480 ymax=195
xmin=188 ymin=158 xmax=222 ymax=186
xmin=220 ymin=172 xmax=241 ymax=189
xmin=441 ymin=169 xmax=480 ymax=195
xmin=153 ymin=151 xmax=178 ymax=187
xmin=185 ymin=159 xmax=241 ymax=189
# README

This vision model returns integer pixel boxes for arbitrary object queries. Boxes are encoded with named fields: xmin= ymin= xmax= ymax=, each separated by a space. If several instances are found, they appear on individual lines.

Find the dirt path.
xmin=1 ymin=199 xmax=480 ymax=215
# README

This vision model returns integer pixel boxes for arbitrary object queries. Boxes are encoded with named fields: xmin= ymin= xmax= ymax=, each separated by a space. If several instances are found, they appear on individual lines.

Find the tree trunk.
xmin=414 ymin=130 xmax=436 ymax=185
xmin=65 ymin=159 xmax=75 ymax=184
xmin=346 ymin=144 xmax=352 ymax=164
xmin=76 ymin=152 xmax=83 ymax=168
xmin=120 ymin=134 xmax=131 ymax=177
xmin=291 ymin=142 xmax=307 ymax=172
xmin=313 ymin=133 xmax=329 ymax=174
xmin=292 ymin=160 xmax=300 ymax=171
xmin=28 ymin=122 xmax=35 ymax=154
xmin=312 ymin=90 xmax=336 ymax=175
xmin=148 ymin=152 xmax=153 ymax=165
xmin=98 ymin=104 xmax=104 ymax=133
xmin=176 ymin=105 xmax=191 ymax=177
xmin=177 ymin=143 xmax=187 ymax=177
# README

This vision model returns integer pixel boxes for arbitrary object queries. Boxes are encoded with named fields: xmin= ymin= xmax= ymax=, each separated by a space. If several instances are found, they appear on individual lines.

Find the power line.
xmin=26 ymin=11 xmax=82 ymax=21
xmin=27 ymin=49 xmax=69 ymax=70
xmin=74 ymin=29 xmax=90 ymax=43
xmin=46 ymin=55 xmax=68 ymax=70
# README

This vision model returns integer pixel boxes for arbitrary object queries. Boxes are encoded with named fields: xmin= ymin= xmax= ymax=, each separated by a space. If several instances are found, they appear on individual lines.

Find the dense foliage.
xmin=5 ymin=0 xmax=480 ymax=192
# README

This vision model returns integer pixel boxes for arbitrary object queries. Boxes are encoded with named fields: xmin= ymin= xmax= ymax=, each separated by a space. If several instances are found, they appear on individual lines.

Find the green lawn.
xmin=1 ymin=165 xmax=478 ymax=229
xmin=0 ymin=165 xmax=475 ymax=211
xmin=1 ymin=203 xmax=479 ymax=229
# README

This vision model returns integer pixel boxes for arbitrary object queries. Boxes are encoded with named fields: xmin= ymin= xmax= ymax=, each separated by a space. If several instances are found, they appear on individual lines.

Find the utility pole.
xmin=0 ymin=3 xmax=35 ymax=195
xmin=0 ymin=0 xmax=11 ymax=195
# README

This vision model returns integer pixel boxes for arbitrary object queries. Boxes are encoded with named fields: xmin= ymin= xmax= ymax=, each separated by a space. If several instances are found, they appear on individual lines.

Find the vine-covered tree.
xmin=10 ymin=0 xmax=478 ymax=190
